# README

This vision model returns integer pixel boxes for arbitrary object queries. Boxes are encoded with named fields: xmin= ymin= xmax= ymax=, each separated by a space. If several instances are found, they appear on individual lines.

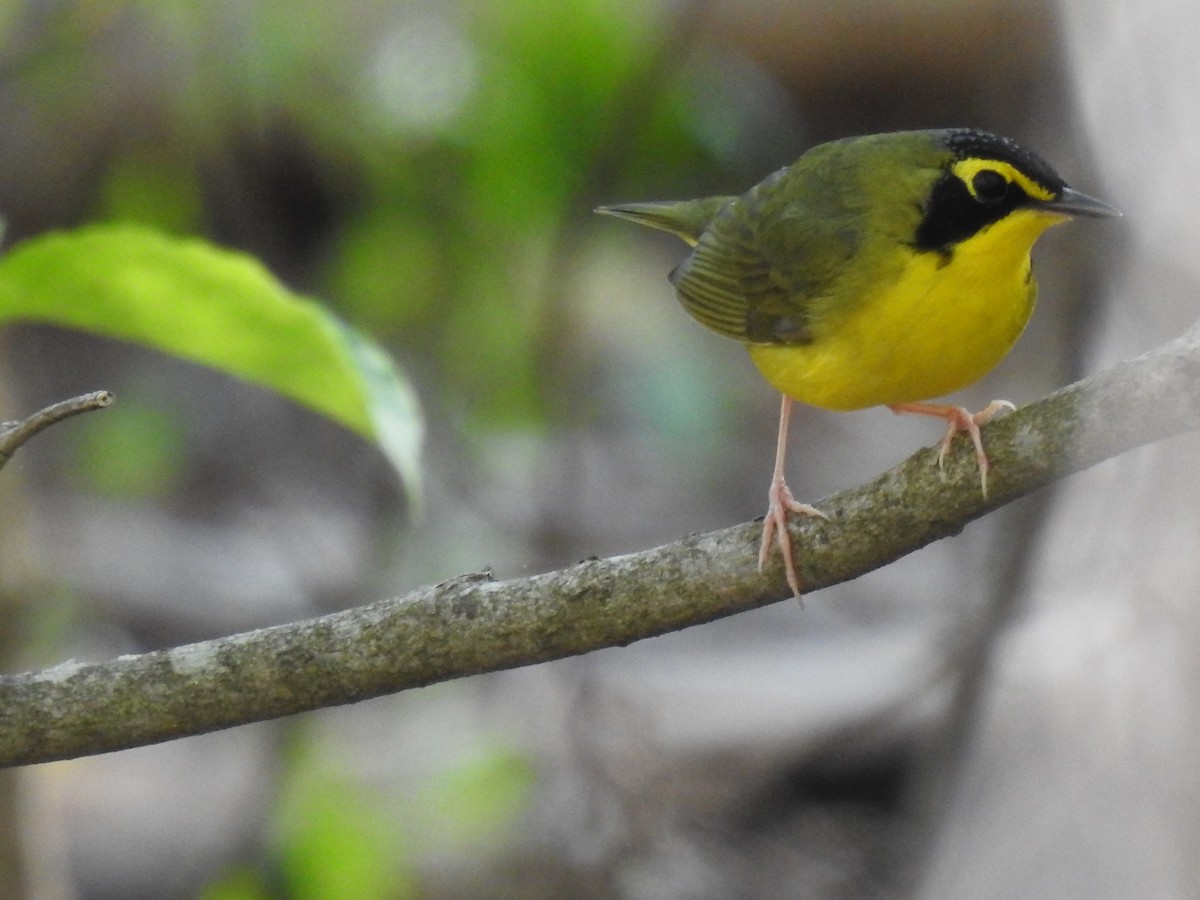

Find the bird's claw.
xmin=910 ymin=400 xmax=1014 ymax=498
xmin=758 ymin=477 xmax=827 ymax=601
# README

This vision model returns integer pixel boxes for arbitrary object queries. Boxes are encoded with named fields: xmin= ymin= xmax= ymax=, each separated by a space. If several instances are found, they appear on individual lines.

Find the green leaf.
xmin=408 ymin=746 xmax=535 ymax=852
xmin=0 ymin=224 xmax=422 ymax=501
xmin=280 ymin=776 xmax=416 ymax=900
xmin=69 ymin=397 xmax=188 ymax=499
xmin=199 ymin=866 xmax=270 ymax=900
xmin=274 ymin=739 xmax=418 ymax=900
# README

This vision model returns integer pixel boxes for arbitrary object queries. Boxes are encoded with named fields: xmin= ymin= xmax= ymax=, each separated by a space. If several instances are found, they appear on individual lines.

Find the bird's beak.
xmin=1039 ymin=186 xmax=1122 ymax=219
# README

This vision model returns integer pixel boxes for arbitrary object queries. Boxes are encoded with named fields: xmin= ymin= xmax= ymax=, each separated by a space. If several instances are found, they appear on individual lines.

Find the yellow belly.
xmin=748 ymin=209 xmax=1058 ymax=411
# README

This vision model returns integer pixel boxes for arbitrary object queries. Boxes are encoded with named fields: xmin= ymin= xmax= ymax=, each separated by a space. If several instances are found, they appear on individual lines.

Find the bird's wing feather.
xmin=669 ymin=205 xmax=859 ymax=345
xmin=668 ymin=163 xmax=869 ymax=345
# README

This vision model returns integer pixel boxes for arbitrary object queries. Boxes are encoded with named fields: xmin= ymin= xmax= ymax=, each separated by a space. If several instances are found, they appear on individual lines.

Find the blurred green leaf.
xmin=273 ymin=734 xmax=418 ymax=900
xmin=69 ymin=397 xmax=187 ymax=499
xmin=199 ymin=866 xmax=270 ymax=900
xmin=280 ymin=775 xmax=416 ymax=900
xmin=96 ymin=146 xmax=204 ymax=233
xmin=327 ymin=206 xmax=445 ymax=340
xmin=0 ymin=224 xmax=422 ymax=501
xmin=267 ymin=736 xmax=532 ymax=899
xmin=409 ymin=746 xmax=535 ymax=853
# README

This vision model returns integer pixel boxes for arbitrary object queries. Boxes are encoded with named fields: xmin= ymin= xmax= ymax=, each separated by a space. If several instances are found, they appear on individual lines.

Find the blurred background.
xmin=0 ymin=0 xmax=1196 ymax=898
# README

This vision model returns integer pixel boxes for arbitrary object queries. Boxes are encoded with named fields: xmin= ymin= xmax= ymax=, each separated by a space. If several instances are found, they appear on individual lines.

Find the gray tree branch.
xmin=3 ymin=325 xmax=1200 ymax=768
xmin=0 ymin=390 xmax=113 ymax=467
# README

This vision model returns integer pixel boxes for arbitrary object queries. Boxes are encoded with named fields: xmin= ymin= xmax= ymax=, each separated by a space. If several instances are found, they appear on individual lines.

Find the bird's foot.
xmin=758 ymin=475 xmax=828 ymax=601
xmin=889 ymin=400 xmax=1015 ymax=497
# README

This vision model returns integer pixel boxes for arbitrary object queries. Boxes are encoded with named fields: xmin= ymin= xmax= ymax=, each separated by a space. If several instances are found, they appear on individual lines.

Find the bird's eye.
xmin=972 ymin=169 xmax=1009 ymax=203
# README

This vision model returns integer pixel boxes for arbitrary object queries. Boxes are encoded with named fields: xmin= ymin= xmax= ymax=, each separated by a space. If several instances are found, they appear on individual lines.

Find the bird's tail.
xmin=594 ymin=197 xmax=733 ymax=247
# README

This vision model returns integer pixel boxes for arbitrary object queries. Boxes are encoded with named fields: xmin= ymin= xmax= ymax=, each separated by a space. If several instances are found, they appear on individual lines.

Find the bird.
xmin=596 ymin=128 xmax=1119 ymax=599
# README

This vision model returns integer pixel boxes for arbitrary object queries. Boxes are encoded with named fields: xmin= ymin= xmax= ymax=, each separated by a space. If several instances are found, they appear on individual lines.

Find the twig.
xmin=0 ymin=391 xmax=114 ymax=467
xmin=1 ymin=323 xmax=1199 ymax=768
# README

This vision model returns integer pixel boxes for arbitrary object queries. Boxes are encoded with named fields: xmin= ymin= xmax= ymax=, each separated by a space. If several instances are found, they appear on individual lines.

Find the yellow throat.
xmin=748 ymin=207 xmax=1066 ymax=412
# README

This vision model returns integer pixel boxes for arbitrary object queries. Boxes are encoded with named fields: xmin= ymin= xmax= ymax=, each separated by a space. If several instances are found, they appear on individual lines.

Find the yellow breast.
xmin=747 ymin=208 xmax=1065 ymax=411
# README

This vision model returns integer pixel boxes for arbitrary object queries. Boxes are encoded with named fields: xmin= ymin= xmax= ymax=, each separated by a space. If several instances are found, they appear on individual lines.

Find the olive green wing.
xmin=669 ymin=169 xmax=863 ymax=346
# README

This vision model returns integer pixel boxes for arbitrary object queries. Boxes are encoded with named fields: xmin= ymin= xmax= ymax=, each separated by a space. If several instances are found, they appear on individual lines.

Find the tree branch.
xmin=0 ymin=390 xmax=114 ymax=468
xmin=3 ymin=325 xmax=1200 ymax=768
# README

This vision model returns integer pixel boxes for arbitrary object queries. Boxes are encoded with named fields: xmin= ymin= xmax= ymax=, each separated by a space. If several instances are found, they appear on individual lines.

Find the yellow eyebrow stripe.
xmin=953 ymin=157 xmax=1057 ymax=202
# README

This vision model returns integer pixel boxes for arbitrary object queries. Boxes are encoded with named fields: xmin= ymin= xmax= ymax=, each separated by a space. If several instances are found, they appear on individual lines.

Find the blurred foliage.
xmin=403 ymin=743 xmax=537 ymax=852
xmin=200 ymin=867 xmax=274 ymax=900
xmin=96 ymin=144 xmax=205 ymax=236
xmin=320 ymin=0 xmax=710 ymax=424
xmin=275 ymin=772 xmax=417 ymax=900
xmin=0 ymin=224 xmax=424 ymax=496
xmin=1 ymin=0 xmax=725 ymax=428
xmin=201 ymin=737 xmax=534 ymax=900
xmin=68 ymin=395 xmax=188 ymax=499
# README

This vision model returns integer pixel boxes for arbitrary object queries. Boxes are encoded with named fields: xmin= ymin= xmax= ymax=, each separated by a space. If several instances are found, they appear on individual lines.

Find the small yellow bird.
xmin=597 ymin=128 xmax=1118 ymax=598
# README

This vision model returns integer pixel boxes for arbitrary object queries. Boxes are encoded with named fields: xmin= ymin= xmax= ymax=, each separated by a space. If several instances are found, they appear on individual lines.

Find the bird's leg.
xmin=759 ymin=395 xmax=828 ymax=600
xmin=888 ymin=400 xmax=1015 ymax=497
